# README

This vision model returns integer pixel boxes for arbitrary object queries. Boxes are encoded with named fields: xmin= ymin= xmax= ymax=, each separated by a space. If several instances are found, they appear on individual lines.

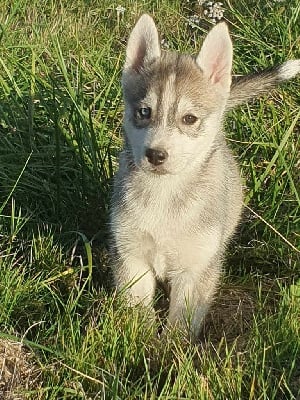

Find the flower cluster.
xmin=187 ymin=1 xmax=225 ymax=28
xmin=187 ymin=14 xmax=202 ymax=29
xmin=203 ymin=2 xmax=224 ymax=24
xmin=116 ymin=5 xmax=126 ymax=17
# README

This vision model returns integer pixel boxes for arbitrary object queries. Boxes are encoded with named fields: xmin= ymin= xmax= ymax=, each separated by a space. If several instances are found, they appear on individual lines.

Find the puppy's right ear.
xmin=124 ymin=14 xmax=161 ymax=72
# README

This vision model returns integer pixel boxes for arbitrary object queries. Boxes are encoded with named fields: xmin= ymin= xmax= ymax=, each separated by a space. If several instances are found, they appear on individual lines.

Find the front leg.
xmin=113 ymin=255 xmax=156 ymax=309
xmin=168 ymin=262 xmax=221 ymax=340
xmin=167 ymin=232 xmax=223 ymax=340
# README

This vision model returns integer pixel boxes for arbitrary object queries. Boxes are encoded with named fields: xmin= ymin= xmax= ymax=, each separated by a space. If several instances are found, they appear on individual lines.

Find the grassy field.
xmin=0 ymin=0 xmax=299 ymax=398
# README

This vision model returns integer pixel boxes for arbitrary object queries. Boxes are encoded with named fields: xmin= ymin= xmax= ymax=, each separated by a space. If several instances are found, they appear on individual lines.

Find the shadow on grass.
xmin=0 ymin=59 xmax=121 ymax=278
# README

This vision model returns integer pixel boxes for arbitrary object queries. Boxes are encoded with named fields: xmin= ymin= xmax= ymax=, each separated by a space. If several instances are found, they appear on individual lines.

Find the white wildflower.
xmin=188 ymin=1 xmax=225 ymax=29
xmin=161 ymin=38 xmax=170 ymax=49
xmin=187 ymin=14 xmax=201 ymax=29
xmin=116 ymin=5 xmax=126 ymax=16
xmin=204 ymin=1 xmax=224 ymax=23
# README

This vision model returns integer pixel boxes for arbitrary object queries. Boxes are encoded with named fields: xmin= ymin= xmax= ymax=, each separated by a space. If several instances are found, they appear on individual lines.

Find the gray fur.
xmin=110 ymin=14 xmax=300 ymax=340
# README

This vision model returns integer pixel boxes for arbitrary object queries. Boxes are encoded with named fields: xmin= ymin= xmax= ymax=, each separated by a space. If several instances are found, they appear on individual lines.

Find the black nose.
xmin=145 ymin=148 xmax=168 ymax=166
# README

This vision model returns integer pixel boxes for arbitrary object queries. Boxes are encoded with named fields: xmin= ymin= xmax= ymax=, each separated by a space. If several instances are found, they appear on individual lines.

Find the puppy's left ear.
xmin=196 ymin=22 xmax=232 ymax=91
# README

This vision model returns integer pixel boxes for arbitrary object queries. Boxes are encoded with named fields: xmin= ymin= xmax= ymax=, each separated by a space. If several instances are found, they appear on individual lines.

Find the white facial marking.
xmin=160 ymin=73 xmax=177 ymax=129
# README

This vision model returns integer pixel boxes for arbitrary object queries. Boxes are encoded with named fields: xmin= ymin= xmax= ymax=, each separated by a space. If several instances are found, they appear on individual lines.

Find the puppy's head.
xmin=122 ymin=15 xmax=233 ymax=175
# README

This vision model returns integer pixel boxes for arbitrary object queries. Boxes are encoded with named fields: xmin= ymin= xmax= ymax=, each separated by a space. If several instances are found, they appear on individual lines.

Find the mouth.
xmin=141 ymin=165 xmax=169 ymax=175
xmin=149 ymin=167 xmax=168 ymax=175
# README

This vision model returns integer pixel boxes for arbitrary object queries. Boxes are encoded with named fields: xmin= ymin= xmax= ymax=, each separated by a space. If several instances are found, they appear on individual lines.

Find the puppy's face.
xmin=123 ymin=53 xmax=225 ymax=175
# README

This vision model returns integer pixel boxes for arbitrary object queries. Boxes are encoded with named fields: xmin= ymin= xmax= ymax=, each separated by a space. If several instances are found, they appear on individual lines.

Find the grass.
xmin=0 ymin=0 xmax=299 ymax=398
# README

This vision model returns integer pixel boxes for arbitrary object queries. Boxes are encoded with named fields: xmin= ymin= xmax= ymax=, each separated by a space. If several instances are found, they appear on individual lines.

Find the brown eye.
xmin=136 ymin=107 xmax=151 ymax=120
xmin=182 ymin=114 xmax=198 ymax=125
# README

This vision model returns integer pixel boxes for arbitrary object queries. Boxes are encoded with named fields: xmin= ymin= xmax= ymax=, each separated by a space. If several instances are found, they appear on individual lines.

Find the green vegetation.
xmin=0 ymin=0 xmax=299 ymax=398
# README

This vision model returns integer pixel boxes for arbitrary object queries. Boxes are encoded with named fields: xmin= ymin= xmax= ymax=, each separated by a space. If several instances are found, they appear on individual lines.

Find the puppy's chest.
xmin=126 ymin=179 xmax=188 ymax=236
xmin=120 ymin=176 xmax=204 ymax=280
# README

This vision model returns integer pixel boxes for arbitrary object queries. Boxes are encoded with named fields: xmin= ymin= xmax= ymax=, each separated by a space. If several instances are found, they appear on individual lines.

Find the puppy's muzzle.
xmin=145 ymin=147 xmax=168 ymax=166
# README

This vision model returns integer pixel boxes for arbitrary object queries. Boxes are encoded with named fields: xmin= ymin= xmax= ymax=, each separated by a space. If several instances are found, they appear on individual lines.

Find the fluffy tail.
xmin=227 ymin=60 xmax=300 ymax=109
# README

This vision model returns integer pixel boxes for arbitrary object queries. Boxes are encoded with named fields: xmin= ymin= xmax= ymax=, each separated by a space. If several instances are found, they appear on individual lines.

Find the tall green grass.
xmin=0 ymin=0 xmax=299 ymax=398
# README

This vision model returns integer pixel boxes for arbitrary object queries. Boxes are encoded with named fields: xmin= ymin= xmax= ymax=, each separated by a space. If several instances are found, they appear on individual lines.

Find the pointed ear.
xmin=196 ymin=23 xmax=233 ymax=91
xmin=124 ymin=14 xmax=161 ymax=72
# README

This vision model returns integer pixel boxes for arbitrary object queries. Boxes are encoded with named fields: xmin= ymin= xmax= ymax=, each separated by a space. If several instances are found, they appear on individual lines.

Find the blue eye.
xmin=136 ymin=107 xmax=151 ymax=120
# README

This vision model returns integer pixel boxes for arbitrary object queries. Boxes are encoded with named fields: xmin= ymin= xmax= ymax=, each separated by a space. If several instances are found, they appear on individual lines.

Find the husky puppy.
xmin=110 ymin=14 xmax=300 ymax=339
